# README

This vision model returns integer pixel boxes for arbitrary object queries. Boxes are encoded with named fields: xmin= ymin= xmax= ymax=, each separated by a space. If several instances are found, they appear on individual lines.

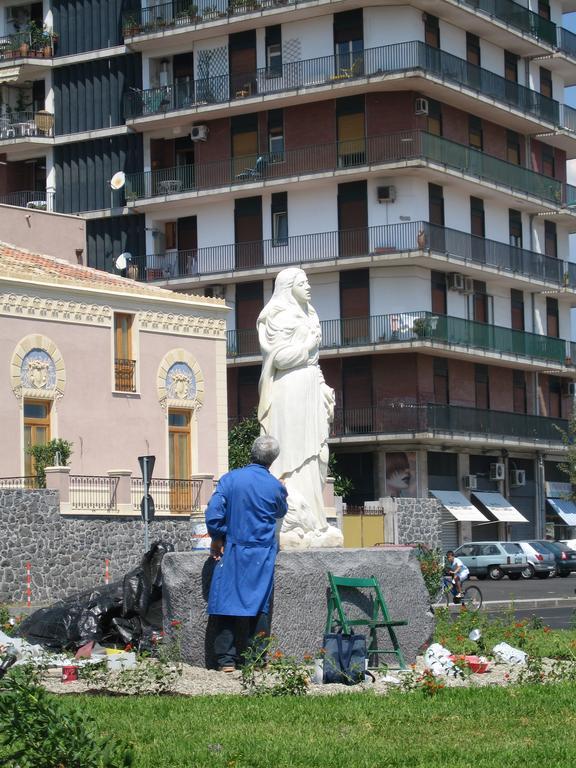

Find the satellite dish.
xmin=110 ymin=171 xmax=126 ymax=190
xmin=115 ymin=252 xmax=131 ymax=271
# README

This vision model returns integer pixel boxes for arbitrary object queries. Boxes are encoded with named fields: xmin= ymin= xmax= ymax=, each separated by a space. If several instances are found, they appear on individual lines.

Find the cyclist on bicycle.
xmin=445 ymin=550 xmax=469 ymax=598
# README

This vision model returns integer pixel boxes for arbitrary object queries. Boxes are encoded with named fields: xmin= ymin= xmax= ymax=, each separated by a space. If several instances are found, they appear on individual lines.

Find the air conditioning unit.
xmin=447 ymin=272 xmax=465 ymax=291
xmin=463 ymin=474 xmax=478 ymax=491
xmin=377 ymin=185 xmax=396 ymax=203
xmin=462 ymin=277 xmax=474 ymax=294
xmin=190 ymin=125 xmax=209 ymax=142
xmin=510 ymin=469 xmax=526 ymax=488
xmin=415 ymin=97 xmax=429 ymax=115
xmin=490 ymin=462 xmax=506 ymax=481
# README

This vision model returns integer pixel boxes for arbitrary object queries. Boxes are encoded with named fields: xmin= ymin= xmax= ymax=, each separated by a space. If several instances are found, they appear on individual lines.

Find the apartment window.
xmin=265 ymin=25 xmax=282 ymax=77
xmin=544 ymin=220 xmax=557 ymax=259
xmin=504 ymin=51 xmax=518 ymax=82
xmin=540 ymin=67 xmax=553 ymax=99
xmin=542 ymin=144 xmax=555 ymax=177
xmin=433 ymin=358 xmax=449 ymax=405
xmin=511 ymin=289 xmax=525 ymax=331
xmin=466 ymin=33 xmax=480 ymax=66
xmin=470 ymin=197 xmax=485 ymax=238
xmin=268 ymin=109 xmax=284 ymax=161
xmin=509 ymin=209 xmax=522 ymax=248
xmin=475 ymin=364 xmax=490 ymax=410
xmin=271 ymin=191 xmax=288 ymax=246
xmin=472 ymin=280 xmax=488 ymax=323
xmin=538 ymin=0 xmax=551 ymax=20
xmin=427 ymin=99 xmax=442 ymax=136
xmin=468 ymin=115 xmax=483 ymax=150
xmin=168 ymin=410 xmax=192 ymax=512
xmin=334 ymin=9 xmax=364 ymax=74
xmin=428 ymin=183 xmax=444 ymax=226
xmin=513 ymin=370 xmax=527 ymax=414
xmin=24 ymin=399 xmax=50 ymax=479
xmin=431 ymin=270 xmax=447 ymax=315
xmin=549 ymin=377 xmax=562 ymax=418
xmin=114 ymin=313 xmax=136 ymax=392
xmin=424 ymin=13 xmax=440 ymax=48
xmin=546 ymin=297 xmax=559 ymax=337
xmin=506 ymin=131 xmax=521 ymax=165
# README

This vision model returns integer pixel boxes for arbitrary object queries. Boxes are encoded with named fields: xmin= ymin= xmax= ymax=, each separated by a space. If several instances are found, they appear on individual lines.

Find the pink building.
xmin=0 ymin=210 xmax=229 ymax=512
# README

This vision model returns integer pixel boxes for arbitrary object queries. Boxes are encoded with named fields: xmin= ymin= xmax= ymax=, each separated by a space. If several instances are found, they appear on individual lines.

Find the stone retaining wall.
xmin=395 ymin=498 xmax=442 ymax=549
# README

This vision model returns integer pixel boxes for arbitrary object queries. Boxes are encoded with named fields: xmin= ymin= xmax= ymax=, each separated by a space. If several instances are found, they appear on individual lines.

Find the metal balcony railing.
xmin=0 ymin=190 xmax=54 ymax=210
xmin=131 ymin=477 xmax=203 ymax=514
xmin=125 ymin=130 xmax=564 ymax=205
xmin=331 ymin=402 xmax=568 ymax=442
xmin=124 ymin=41 xmax=560 ymax=127
xmin=69 ymin=475 xmax=118 ymax=512
xmin=558 ymin=27 xmax=576 ymax=59
xmin=114 ymin=358 xmax=136 ymax=392
xmin=123 ymin=0 xmax=557 ymax=48
xmin=227 ymin=310 xmax=568 ymax=365
xmin=135 ymin=220 xmax=576 ymax=288
xmin=0 ymin=110 xmax=54 ymax=140
xmin=0 ymin=30 xmax=56 ymax=61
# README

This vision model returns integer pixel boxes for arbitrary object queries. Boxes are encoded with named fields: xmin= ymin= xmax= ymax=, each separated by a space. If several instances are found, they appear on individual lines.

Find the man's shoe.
xmin=218 ymin=665 xmax=236 ymax=673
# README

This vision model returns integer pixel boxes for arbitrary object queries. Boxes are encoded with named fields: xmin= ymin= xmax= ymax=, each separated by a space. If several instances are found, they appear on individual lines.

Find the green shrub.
xmin=27 ymin=438 xmax=73 ymax=488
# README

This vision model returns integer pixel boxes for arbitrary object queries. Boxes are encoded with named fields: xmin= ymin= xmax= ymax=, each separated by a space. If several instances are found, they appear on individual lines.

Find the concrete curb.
xmin=481 ymin=597 xmax=576 ymax=611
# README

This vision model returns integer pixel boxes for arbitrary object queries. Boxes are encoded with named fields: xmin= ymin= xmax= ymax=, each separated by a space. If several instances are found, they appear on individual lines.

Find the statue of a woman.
xmin=257 ymin=267 xmax=344 ymax=548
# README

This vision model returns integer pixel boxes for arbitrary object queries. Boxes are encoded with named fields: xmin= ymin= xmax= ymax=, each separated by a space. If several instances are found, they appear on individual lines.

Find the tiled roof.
xmin=0 ymin=242 xmax=223 ymax=306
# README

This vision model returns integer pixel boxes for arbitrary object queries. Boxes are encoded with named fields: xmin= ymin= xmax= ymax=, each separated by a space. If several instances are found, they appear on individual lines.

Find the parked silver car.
xmin=512 ymin=541 xmax=556 ymax=579
xmin=453 ymin=541 xmax=527 ymax=580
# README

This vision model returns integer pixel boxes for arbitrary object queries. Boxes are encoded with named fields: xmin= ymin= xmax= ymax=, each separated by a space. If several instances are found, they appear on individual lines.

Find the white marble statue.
xmin=257 ymin=267 xmax=344 ymax=549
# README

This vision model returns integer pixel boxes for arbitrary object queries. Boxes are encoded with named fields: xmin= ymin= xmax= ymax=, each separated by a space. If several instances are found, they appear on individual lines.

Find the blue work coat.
xmin=206 ymin=463 xmax=288 ymax=616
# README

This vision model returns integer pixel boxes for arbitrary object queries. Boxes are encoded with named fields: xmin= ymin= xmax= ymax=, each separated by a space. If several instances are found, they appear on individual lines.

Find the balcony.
xmin=123 ymin=0 xmax=557 ymax=51
xmin=125 ymin=41 xmax=562 ymax=131
xmin=227 ymin=310 xmax=569 ymax=367
xmin=0 ymin=110 xmax=54 ymax=141
xmin=0 ymin=190 xmax=53 ymax=210
xmin=135 ymin=220 xmax=576 ymax=291
xmin=114 ymin=358 xmax=136 ymax=392
xmin=126 ymin=130 xmax=566 ymax=209
xmin=331 ymin=402 xmax=567 ymax=445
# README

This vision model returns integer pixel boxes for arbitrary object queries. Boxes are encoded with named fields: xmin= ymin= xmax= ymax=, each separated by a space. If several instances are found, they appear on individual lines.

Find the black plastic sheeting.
xmin=16 ymin=541 xmax=174 ymax=652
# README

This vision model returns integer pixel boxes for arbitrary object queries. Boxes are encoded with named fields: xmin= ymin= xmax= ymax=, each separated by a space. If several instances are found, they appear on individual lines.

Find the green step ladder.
xmin=325 ymin=572 xmax=408 ymax=670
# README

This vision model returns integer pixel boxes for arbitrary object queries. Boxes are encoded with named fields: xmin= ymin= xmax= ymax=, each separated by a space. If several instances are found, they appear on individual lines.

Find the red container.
xmin=62 ymin=665 xmax=78 ymax=683
xmin=450 ymin=655 xmax=489 ymax=674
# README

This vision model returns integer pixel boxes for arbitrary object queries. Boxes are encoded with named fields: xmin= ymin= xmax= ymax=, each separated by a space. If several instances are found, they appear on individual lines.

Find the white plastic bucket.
xmin=191 ymin=517 xmax=211 ymax=550
xmin=106 ymin=652 xmax=136 ymax=671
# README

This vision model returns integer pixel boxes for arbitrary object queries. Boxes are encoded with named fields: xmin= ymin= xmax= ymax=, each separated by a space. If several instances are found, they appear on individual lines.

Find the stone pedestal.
xmin=162 ymin=547 xmax=434 ymax=668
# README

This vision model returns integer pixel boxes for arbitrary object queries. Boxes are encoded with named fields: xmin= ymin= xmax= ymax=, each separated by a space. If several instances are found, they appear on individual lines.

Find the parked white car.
xmin=512 ymin=541 xmax=556 ymax=579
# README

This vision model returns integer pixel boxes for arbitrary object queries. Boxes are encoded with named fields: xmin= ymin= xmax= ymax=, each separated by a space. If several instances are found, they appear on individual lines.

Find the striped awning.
xmin=472 ymin=492 xmax=529 ymax=523
xmin=547 ymin=498 xmax=576 ymax=526
xmin=430 ymin=490 xmax=489 ymax=522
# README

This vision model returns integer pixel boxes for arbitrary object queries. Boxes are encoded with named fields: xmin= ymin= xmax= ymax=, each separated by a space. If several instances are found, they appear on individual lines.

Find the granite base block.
xmin=162 ymin=547 xmax=434 ymax=669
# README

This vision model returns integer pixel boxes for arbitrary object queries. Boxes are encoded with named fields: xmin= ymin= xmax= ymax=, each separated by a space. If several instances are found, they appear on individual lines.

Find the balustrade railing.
xmin=0 ymin=476 xmax=40 ymax=489
xmin=125 ymin=41 xmax=560 ymax=127
xmin=131 ymin=477 xmax=203 ymax=514
xmin=136 ymin=220 xmax=576 ymax=288
xmin=0 ymin=110 xmax=54 ymax=140
xmin=0 ymin=190 xmax=53 ymax=210
xmin=331 ymin=402 xmax=567 ymax=441
xmin=559 ymin=26 xmax=576 ymax=59
xmin=227 ymin=310 xmax=568 ymax=364
xmin=123 ymin=0 xmax=556 ymax=48
xmin=126 ymin=130 xmax=564 ymax=205
xmin=0 ymin=30 xmax=56 ymax=61
xmin=69 ymin=475 xmax=118 ymax=512
xmin=114 ymin=359 xmax=136 ymax=392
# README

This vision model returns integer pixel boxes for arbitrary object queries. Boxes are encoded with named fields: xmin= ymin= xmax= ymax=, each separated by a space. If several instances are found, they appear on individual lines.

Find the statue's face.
xmin=292 ymin=273 xmax=311 ymax=304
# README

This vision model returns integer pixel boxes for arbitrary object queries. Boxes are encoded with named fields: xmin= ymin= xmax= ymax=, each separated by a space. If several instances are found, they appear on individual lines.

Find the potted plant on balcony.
xmin=412 ymin=317 xmax=431 ymax=338
xmin=123 ymin=13 xmax=142 ymax=36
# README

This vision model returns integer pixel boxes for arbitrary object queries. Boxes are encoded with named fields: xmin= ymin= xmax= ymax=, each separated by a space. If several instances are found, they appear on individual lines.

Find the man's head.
xmin=250 ymin=435 xmax=280 ymax=468
xmin=446 ymin=550 xmax=455 ymax=563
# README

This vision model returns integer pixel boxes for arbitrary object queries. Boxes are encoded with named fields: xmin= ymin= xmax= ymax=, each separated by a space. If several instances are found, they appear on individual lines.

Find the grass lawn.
xmin=58 ymin=685 xmax=576 ymax=768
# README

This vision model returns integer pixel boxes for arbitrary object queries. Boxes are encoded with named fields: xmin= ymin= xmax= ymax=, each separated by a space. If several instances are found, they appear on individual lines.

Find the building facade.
xmin=2 ymin=0 xmax=576 ymax=544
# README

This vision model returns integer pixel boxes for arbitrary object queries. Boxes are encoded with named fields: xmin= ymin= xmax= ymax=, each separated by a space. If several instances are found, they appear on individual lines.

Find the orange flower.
xmin=303 ymin=653 xmax=312 ymax=661
xmin=272 ymin=650 xmax=283 ymax=660
xmin=543 ymin=626 xmax=552 ymax=633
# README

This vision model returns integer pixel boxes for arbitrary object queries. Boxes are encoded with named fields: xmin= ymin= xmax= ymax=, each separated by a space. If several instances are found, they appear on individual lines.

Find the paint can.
xmin=61 ymin=665 xmax=78 ymax=683
xmin=191 ymin=516 xmax=211 ymax=550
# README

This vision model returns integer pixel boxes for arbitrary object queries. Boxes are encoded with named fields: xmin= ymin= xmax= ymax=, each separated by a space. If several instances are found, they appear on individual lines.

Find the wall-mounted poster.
xmin=385 ymin=452 xmax=418 ymax=498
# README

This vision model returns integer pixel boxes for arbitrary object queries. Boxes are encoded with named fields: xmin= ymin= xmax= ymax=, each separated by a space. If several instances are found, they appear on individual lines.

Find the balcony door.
xmin=231 ymin=113 xmax=258 ymax=179
xmin=342 ymin=356 xmax=373 ymax=432
xmin=235 ymin=196 xmax=263 ymax=269
xmin=24 ymin=399 xmax=50 ymax=480
xmin=177 ymin=216 xmax=197 ymax=277
xmin=470 ymin=196 xmax=485 ymax=264
xmin=336 ymin=96 xmax=365 ymax=168
xmin=168 ymin=409 xmax=192 ymax=513
xmin=230 ymin=30 xmax=257 ymax=99
xmin=334 ymin=9 xmax=364 ymax=75
xmin=340 ymin=267 xmax=370 ymax=344
xmin=338 ymin=180 xmax=368 ymax=259
xmin=428 ymin=183 xmax=445 ymax=252
xmin=235 ymin=281 xmax=263 ymax=355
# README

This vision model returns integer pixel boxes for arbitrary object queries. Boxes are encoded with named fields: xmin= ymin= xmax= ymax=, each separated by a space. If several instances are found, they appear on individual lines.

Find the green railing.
xmin=559 ymin=27 xmax=576 ymax=59
xmin=123 ymin=0 xmax=557 ymax=49
xmin=331 ymin=403 xmax=567 ymax=441
xmin=126 ymin=130 xmax=563 ymax=205
xmin=125 ymin=41 xmax=560 ymax=127
xmin=227 ymin=310 xmax=567 ymax=364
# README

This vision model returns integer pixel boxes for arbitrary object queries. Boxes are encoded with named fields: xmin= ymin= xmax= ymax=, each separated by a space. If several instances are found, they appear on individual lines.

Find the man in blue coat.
xmin=206 ymin=435 xmax=288 ymax=672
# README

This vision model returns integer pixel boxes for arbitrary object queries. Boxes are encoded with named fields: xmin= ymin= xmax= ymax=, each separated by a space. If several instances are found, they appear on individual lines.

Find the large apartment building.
xmin=2 ymin=0 xmax=576 ymax=546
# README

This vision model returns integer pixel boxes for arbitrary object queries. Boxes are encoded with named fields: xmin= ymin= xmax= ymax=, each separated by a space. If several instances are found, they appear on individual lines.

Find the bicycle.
xmin=431 ymin=575 xmax=483 ymax=613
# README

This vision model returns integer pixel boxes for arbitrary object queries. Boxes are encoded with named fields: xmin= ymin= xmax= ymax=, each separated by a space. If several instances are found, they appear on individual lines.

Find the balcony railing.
xmin=0 ymin=30 xmax=56 ymax=61
xmin=126 ymin=131 xmax=564 ymax=205
xmin=0 ymin=110 xmax=54 ymax=140
xmin=70 ymin=475 xmax=118 ymax=512
xmin=227 ymin=310 xmax=568 ymax=365
xmin=131 ymin=477 xmax=203 ymax=514
xmin=123 ymin=0 xmax=557 ymax=48
xmin=559 ymin=27 xmax=576 ymax=59
xmin=331 ymin=402 xmax=567 ymax=442
xmin=0 ymin=476 xmax=40 ymax=489
xmin=114 ymin=359 xmax=136 ymax=392
xmin=0 ymin=190 xmax=53 ymax=210
xmin=124 ymin=41 xmax=560 ymax=127
xmin=135 ymin=220 xmax=576 ymax=288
